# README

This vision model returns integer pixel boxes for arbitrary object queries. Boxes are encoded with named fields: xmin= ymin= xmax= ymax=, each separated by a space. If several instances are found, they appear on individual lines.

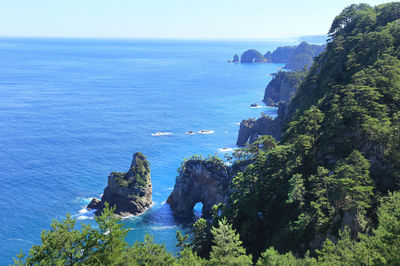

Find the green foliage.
xmin=219 ymin=1 xmax=400 ymax=259
xmin=192 ymin=218 xmax=212 ymax=258
xmin=208 ymin=218 xmax=252 ymax=265
xmin=20 ymin=203 xmax=128 ymax=265
xmin=123 ymin=233 xmax=175 ymax=265
xmin=112 ymin=152 xmax=150 ymax=188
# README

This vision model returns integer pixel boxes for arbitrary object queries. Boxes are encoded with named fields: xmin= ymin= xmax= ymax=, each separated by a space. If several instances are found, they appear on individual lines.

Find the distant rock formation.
xmin=167 ymin=157 xmax=231 ymax=217
xmin=232 ymin=54 xmax=239 ymax=63
xmin=87 ymin=152 xmax=152 ymax=216
xmin=240 ymin=49 xmax=266 ymax=63
xmin=234 ymin=42 xmax=325 ymax=70
xmin=263 ymin=71 xmax=306 ymax=106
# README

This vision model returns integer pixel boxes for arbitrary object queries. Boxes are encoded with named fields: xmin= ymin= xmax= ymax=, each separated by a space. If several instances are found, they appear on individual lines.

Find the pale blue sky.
xmin=0 ymin=0 xmax=393 ymax=39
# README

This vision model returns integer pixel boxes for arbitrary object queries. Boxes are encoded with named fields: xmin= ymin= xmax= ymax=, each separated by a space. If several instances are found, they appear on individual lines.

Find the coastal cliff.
xmin=167 ymin=156 xmax=231 ymax=217
xmin=236 ymin=115 xmax=281 ymax=146
xmin=263 ymin=71 xmax=306 ymax=106
xmin=234 ymin=42 xmax=325 ymax=71
xmin=88 ymin=152 xmax=152 ymax=216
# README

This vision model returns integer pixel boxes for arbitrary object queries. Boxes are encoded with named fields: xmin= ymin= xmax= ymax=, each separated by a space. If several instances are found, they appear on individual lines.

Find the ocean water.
xmin=0 ymin=38 xmax=292 ymax=263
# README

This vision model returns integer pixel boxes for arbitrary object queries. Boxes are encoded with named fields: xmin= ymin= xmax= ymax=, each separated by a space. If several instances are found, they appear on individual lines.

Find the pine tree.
xmin=208 ymin=218 xmax=252 ymax=265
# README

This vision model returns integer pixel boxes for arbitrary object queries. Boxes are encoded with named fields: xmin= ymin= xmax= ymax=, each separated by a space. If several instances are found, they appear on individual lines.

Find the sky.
xmin=0 ymin=0 xmax=394 ymax=39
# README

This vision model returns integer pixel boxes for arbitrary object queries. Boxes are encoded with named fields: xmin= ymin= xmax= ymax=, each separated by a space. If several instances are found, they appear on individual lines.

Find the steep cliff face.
xmin=263 ymin=71 xmax=306 ymax=106
xmin=167 ymin=158 xmax=231 ymax=217
xmin=88 ymin=152 xmax=152 ymax=216
xmin=236 ymin=114 xmax=282 ymax=146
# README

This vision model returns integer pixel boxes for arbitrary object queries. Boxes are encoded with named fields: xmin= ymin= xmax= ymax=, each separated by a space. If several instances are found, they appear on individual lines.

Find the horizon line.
xmin=0 ymin=34 xmax=327 ymax=42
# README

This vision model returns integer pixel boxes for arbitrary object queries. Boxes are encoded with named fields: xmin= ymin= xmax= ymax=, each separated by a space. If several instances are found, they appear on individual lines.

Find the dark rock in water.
xmin=250 ymin=103 xmax=258 ymax=107
xmin=232 ymin=54 xmax=239 ymax=63
xmin=88 ymin=152 xmax=152 ymax=217
xmin=87 ymin=198 xmax=101 ymax=210
xmin=167 ymin=158 xmax=231 ymax=217
xmin=240 ymin=49 xmax=266 ymax=63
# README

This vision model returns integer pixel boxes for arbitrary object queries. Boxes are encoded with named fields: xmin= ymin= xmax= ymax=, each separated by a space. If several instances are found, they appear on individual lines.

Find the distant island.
xmin=230 ymin=41 xmax=325 ymax=71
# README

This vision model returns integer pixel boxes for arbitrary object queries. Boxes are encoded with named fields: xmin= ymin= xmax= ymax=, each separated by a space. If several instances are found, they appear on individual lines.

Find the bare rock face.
xmin=167 ymin=158 xmax=231 ymax=217
xmin=88 ymin=152 xmax=152 ymax=217
xmin=236 ymin=115 xmax=282 ymax=146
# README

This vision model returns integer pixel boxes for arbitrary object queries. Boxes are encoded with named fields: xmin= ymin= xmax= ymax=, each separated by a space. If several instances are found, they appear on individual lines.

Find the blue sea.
xmin=0 ymin=38 xmax=293 ymax=263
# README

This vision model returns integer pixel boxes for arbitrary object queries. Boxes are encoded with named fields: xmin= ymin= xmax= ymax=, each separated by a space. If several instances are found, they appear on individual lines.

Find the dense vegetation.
xmin=12 ymin=191 xmax=400 ymax=265
xmin=15 ymin=2 xmax=400 ymax=265
xmin=223 ymin=1 xmax=400 ymax=260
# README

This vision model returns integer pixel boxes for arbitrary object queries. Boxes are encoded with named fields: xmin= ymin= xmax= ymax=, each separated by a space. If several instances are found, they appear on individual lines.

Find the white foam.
xmin=162 ymin=187 xmax=174 ymax=191
xmin=151 ymin=132 xmax=173 ymax=136
xmin=218 ymin=148 xmax=233 ymax=152
xmin=234 ymin=122 xmax=241 ymax=126
xmin=77 ymin=208 xmax=96 ymax=220
xmin=198 ymin=130 xmax=215 ymax=134
xmin=149 ymin=225 xmax=177 ymax=231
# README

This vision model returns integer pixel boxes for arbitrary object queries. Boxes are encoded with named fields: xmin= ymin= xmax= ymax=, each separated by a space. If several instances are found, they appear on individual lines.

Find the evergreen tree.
xmin=208 ymin=218 xmax=252 ymax=265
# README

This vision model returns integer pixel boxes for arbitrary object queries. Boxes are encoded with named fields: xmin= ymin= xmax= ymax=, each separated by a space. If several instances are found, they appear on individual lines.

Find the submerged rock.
xmin=167 ymin=157 xmax=231 ymax=217
xmin=88 ymin=152 xmax=152 ymax=216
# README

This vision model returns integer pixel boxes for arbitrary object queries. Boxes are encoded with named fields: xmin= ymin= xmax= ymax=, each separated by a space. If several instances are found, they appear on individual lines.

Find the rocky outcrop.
xmin=167 ymin=158 xmax=231 ymax=217
xmin=236 ymin=115 xmax=282 ymax=146
xmin=234 ymin=42 xmax=325 ymax=69
xmin=88 ymin=152 xmax=152 ymax=217
xmin=232 ymin=54 xmax=239 ymax=63
xmin=240 ymin=49 xmax=266 ymax=63
xmin=263 ymin=71 xmax=306 ymax=106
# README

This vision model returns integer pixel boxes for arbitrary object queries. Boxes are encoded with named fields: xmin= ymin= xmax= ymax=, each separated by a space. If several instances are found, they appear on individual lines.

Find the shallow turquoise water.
xmin=0 ymin=38 xmax=291 ymax=263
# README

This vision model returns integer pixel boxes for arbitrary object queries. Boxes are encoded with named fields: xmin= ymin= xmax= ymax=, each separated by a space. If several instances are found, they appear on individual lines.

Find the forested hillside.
xmin=223 ymin=1 xmax=400 ymax=259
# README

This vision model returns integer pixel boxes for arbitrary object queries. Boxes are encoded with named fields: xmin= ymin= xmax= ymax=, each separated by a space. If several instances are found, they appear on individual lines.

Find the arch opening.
xmin=193 ymin=202 xmax=203 ymax=218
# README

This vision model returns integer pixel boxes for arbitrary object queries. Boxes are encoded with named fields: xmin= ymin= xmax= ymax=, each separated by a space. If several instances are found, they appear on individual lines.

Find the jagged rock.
xmin=87 ymin=198 xmax=101 ymax=210
xmin=167 ymin=158 xmax=231 ymax=217
xmin=236 ymin=115 xmax=282 ymax=147
xmin=236 ymin=119 xmax=257 ymax=146
xmin=232 ymin=54 xmax=239 ymax=63
xmin=88 ymin=152 xmax=152 ymax=217
xmin=240 ymin=49 xmax=266 ymax=63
